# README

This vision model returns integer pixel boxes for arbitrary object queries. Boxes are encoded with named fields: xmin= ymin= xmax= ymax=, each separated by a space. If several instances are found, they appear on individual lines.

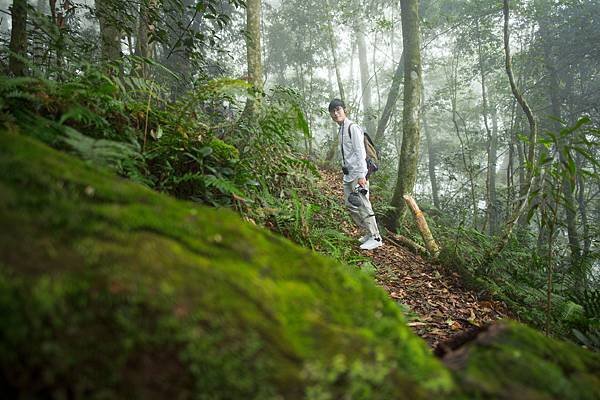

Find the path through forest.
xmin=319 ymin=169 xmax=510 ymax=349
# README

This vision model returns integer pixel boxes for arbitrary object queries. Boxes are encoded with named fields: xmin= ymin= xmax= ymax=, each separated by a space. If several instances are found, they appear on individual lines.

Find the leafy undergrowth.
xmin=428 ymin=219 xmax=598 ymax=348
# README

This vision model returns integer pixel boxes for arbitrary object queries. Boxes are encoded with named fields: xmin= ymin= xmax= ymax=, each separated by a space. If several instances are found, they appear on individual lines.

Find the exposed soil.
xmin=319 ymin=168 xmax=509 ymax=349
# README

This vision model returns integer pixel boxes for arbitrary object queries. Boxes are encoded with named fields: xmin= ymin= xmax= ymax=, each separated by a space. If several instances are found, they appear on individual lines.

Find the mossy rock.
xmin=0 ymin=131 xmax=453 ymax=398
xmin=1 ymin=132 xmax=599 ymax=400
xmin=444 ymin=320 xmax=600 ymax=399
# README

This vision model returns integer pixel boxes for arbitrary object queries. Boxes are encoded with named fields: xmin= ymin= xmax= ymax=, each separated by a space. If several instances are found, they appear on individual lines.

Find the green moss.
xmin=3 ymin=131 xmax=598 ymax=399
xmin=0 ymin=131 xmax=453 ymax=398
xmin=208 ymin=137 xmax=239 ymax=161
xmin=446 ymin=320 xmax=600 ymax=399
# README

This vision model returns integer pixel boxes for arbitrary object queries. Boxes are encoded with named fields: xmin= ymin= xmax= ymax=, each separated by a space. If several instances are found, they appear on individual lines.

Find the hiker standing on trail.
xmin=328 ymin=98 xmax=383 ymax=250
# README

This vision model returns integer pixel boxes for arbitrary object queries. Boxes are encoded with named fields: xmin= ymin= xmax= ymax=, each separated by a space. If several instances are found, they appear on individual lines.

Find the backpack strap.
xmin=340 ymin=124 xmax=346 ymax=166
xmin=347 ymin=123 xmax=354 ymax=138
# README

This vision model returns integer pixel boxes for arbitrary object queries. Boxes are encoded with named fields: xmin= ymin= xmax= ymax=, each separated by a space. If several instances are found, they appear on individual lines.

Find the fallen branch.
xmin=403 ymin=195 xmax=440 ymax=258
xmin=385 ymin=231 xmax=427 ymax=255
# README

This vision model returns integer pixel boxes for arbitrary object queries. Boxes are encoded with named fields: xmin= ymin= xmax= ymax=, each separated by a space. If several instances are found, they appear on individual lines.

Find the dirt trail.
xmin=319 ymin=168 xmax=509 ymax=348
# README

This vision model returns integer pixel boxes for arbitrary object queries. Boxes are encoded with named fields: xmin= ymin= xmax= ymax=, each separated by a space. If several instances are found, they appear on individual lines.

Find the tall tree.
xmin=135 ymin=0 xmax=156 ymax=78
xmin=374 ymin=51 xmax=404 ymax=143
xmin=356 ymin=22 xmax=376 ymax=135
xmin=8 ymin=0 xmax=28 ymax=76
xmin=96 ymin=0 xmax=121 ymax=63
xmin=423 ymin=109 xmax=440 ymax=209
xmin=536 ymin=0 xmax=581 ymax=269
xmin=386 ymin=0 xmax=422 ymax=230
xmin=243 ymin=0 xmax=263 ymax=118
xmin=487 ymin=0 xmax=539 ymax=261
xmin=475 ymin=19 xmax=498 ymax=235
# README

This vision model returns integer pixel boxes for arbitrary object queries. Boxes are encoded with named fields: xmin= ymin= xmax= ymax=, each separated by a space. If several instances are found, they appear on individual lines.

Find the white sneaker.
xmin=360 ymin=237 xmax=383 ymax=250
xmin=358 ymin=234 xmax=371 ymax=244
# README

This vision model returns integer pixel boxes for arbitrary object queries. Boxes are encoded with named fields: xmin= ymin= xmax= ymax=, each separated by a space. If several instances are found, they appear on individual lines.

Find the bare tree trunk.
xmin=450 ymin=50 xmax=478 ymax=228
xmin=487 ymin=0 xmax=539 ymax=261
xmin=575 ymin=154 xmax=591 ymax=260
xmin=476 ymin=20 xmax=497 ymax=235
xmin=538 ymin=13 xmax=581 ymax=270
xmin=325 ymin=0 xmax=345 ymax=102
xmin=423 ymin=111 xmax=440 ymax=209
xmin=243 ymin=0 xmax=263 ymax=118
xmin=96 ymin=0 xmax=121 ymax=63
xmin=386 ymin=0 xmax=421 ymax=230
xmin=486 ymin=109 xmax=499 ymax=235
xmin=374 ymin=51 xmax=405 ymax=143
xmin=356 ymin=23 xmax=376 ymax=135
xmin=9 ymin=0 xmax=28 ymax=76
xmin=135 ymin=0 xmax=156 ymax=78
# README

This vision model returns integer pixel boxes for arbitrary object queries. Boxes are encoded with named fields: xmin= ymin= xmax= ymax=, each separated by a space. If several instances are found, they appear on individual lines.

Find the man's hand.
xmin=358 ymin=177 xmax=367 ymax=187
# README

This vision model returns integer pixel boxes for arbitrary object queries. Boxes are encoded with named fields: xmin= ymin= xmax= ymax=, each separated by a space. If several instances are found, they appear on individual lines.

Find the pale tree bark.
xmin=135 ymin=0 xmax=156 ymax=78
xmin=486 ymin=109 xmax=499 ymax=235
xmin=9 ymin=0 xmax=28 ymax=76
xmin=423 ymin=110 xmax=440 ymax=209
xmin=506 ymin=98 xmax=517 ymax=215
xmin=243 ymin=0 xmax=263 ymax=118
xmin=324 ymin=0 xmax=345 ymax=163
xmin=375 ymin=51 xmax=405 ymax=143
xmin=325 ymin=0 xmax=345 ymax=102
xmin=575 ymin=154 xmax=591 ymax=260
xmin=476 ymin=19 xmax=498 ymax=235
xmin=356 ymin=23 xmax=376 ymax=135
xmin=386 ymin=0 xmax=421 ymax=230
xmin=96 ymin=0 xmax=121 ymax=63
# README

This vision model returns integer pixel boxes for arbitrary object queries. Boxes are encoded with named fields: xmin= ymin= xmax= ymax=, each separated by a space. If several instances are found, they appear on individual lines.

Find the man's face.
xmin=329 ymin=106 xmax=346 ymax=125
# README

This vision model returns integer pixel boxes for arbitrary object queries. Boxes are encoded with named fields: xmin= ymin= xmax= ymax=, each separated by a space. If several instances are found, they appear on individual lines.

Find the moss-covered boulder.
xmin=1 ymin=132 xmax=599 ymax=399
xmin=0 ymin=131 xmax=454 ymax=398
xmin=444 ymin=320 xmax=600 ymax=399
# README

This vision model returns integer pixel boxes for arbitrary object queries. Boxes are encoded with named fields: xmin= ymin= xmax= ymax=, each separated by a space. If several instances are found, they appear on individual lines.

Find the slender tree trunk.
xmin=356 ymin=23 xmax=375 ymax=135
xmin=449 ymin=49 xmax=478 ymax=227
xmin=135 ymin=0 xmax=155 ymax=78
xmin=538 ymin=11 xmax=582 ymax=270
xmin=373 ymin=33 xmax=381 ymax=110
xmin=375 ymin=51 xmax=405 ymax=143
xmin=96 ymin=0 xmax=121 ymax=63
xmin=9 ymin=0 xmax=28 ymax=76
xmin=325 ymin=0 xmax=345 ymax=102
xmin=487 ymin=109 xmax=499 ymax=235
xmin=386 ymin=0 xmax=422 ymax=230
xmin=476 ymin=20 xmax=497 ymax=235
xmin=506 ymin=97 xmax=518 ymax=217
xmin=487 ymin=0 xmax=539 ymax=261
xmin=243 ymin=0 xmax=263 ymax=118
xmin=324 ymin=2 xmax=345 ymax=163
xmin=423 ymin=111 xmax=440 ymax=209
xmin=575 ymin=154 xmax=591 ymax=260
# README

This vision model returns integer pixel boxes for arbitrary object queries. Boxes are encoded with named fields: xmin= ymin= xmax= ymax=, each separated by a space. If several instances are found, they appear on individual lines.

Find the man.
xmin=328 ymin=98 xmax=383 ymax=250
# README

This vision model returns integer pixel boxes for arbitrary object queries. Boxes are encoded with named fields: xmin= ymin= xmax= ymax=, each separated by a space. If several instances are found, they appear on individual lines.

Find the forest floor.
xmin=318 ymin=168 xmax=510 ymax=349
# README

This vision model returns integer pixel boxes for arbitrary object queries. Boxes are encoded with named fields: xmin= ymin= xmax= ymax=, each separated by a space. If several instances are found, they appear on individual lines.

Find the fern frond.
xmin=204 ymin=175 xmax=242 ymax=196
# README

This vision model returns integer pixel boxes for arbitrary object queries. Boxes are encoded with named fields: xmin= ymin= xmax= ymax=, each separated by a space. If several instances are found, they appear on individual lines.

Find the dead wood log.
xmin=385 ymin=231 xmax=427 ymax=255
xmin=403 ymin=195 xmax=440 ymax=258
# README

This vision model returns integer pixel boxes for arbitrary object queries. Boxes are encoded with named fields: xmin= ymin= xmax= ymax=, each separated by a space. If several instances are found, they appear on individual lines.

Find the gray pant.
xmin=343 ymin=178 xmax=380 ymax=238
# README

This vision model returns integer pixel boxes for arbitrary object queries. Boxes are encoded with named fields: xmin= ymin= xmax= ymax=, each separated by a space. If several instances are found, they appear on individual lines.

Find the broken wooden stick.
xmin=384 ymin=230 xmax=427 ymax=255
xmin=403 ymin=195 xmax=440 ymax=258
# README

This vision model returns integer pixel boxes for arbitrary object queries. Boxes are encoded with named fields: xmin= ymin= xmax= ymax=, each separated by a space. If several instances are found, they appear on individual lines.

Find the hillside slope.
xmin=0 ymin=131 xmax=598 ymax=399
